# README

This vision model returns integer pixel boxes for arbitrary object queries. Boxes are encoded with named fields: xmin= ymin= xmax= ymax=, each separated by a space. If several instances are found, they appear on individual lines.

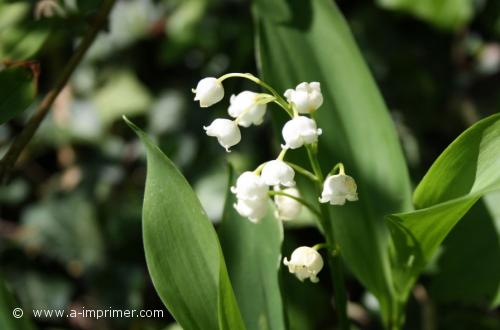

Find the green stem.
xmin=312 ymin=242 xmax=329 ymax=251
xmin=268 ymin=190 xmax=321 ymax=218
xmin=328 ymin=162 xmax=345 ymax=176
xmin=306 ymin=145 xmax=350 ymax=330
xmin=218 ymin=72 xmax=293 ymax=117
xmin=285 ymin=162 xmax=318 ymax=183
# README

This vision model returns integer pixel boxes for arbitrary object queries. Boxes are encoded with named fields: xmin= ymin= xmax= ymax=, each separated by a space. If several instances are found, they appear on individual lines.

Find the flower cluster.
xmin=192 ymin=73 xmax=359 ymax=283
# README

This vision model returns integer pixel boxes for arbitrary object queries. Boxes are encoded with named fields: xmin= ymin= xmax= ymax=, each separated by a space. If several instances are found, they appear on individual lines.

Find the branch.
xmin=0 ymin=0 xmax=117 ymax=183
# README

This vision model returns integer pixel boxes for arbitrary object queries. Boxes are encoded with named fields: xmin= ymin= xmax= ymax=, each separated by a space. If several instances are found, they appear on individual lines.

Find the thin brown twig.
xmin=0 ymin=0 xmax=117 ymax=183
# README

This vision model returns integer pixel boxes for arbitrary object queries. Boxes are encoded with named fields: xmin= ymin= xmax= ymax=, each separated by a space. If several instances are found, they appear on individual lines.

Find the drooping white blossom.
xmin=284 ymin=82 xmax=323 ymax=114
xmin=203 ymin=118 xmax=241 ymax=152
xmin=282 ymin=116 xmax=322 ymax=149
xmin=260 ymin=160 xmax=295 ymax=187
xmin=283 ymin=246 xmax=324 ymax=283
xmin=234 ymin=197 xmax=268 ymax=223
xmin=231 ymin=171 xmax=269 ymax=222
xmin=319 ymin=174 xmax=358 ymax=205
xmin=274 ymin=187 xmax=302 ymax=221
xmin=228 ymin=91 xmax=267 ymax=127
xmin=192 ymin=77 xmax=224 ymax=107
xmin=231 ymin=171 xmax=268 ymax=201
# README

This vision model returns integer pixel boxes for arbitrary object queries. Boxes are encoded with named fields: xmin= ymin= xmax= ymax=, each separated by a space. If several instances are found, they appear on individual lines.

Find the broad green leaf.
xmin=0 ymin=275 xmax=34 ymax=330
xmin=0 ymin=66 xmax=37 ymax=124
xmin=219 ymin=166 xmax=285 ymax=330
xmin=429 ymin=192 xmax=500 ymax=307
xmin=387 ymin=113 xmax=500 ymax=302
xmin=376 ymin=0 xmax=476 ymax=31
xmin=124 ymin=117 xmax=245 ymax=330
xmin=254 ymin=0 xmax=413 ymax=321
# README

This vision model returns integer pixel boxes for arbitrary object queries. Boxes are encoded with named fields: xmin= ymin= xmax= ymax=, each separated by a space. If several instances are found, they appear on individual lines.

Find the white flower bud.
xmin=192 ymin=77 xmax=224 ymax=107
xmin=319 ymin=174 xmax=358 ymax=205
xmin=260 ymin=160 xmax=295 ymax=187
xmin=231 ymin=171 xmax=268 ymax=200
xmin=234 ymin=197 xmax=268 ymax=223
xmin=283 ymin=246 xmax=324 ymax=283
xmin=203 ymin=118 xmax=241 ymax=152
xmin=284 ymin=82 xmax=323 ymax=114
xmin=274 ymin=187 xmax=302 ymax=221
xmin=282 ymin=116 xmax=322 ymax=149
xmin=228 ymin=91 xmax=267 ymax=127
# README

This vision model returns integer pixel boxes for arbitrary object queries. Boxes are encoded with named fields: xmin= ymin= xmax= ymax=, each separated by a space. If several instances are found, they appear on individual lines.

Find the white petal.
xmin=193 ymin=77 xmax=224 ymax=107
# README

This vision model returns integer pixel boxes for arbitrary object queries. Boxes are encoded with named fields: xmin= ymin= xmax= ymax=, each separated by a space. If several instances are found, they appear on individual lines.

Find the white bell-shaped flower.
xmin=260 ymin=160 xmax=295 ymax=187
xmin=282 ymin=116 xmax=322 ymax=149
xmin=234 ymin=197 xmax=268 ymax=223
xmin=228 ymin=91 xmax=267 ymax=127
xmin=203 ymin=118 xmax=241 ymax=152
xmin=193 ymin=77 xmax=224 ymax=107
xmin=231 ymin=171 xmax=268 ymax=201
xmin=283 ymin=246 xmax=324 ymax=283
xmin=274 ymin=187 xmax=302 ymax=221
xmin=284 ymin=82 xmax=323 ymax=114
xmin=319 ymin=174 xmax=358 ymax=205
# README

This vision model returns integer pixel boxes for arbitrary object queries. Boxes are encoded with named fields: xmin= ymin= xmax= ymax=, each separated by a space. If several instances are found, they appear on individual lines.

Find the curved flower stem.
xmin=328 ymin=162 xmax=345 ymax=176
xmin=268 ymin=190 xmax=321 ymax=218
xmin=218 ymin=72 xmax=293 ymax=117
xmin=306 ymin=144 xmax=350 ymax=330
xmin=285 ymin=162 xmax=319 ymax=183
xmin=0 ymin=0 xmax=117 ymax=183
xmin=312 ymin=242 xmax=329 ymax=251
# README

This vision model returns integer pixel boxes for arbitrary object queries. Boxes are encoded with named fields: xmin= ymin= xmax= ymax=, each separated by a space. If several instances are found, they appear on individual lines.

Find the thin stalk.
xmin=285 ymin=162 xmax=318 ymax=183
xmin=218 ymin=72 xmax=293 ymax=117
xmin=306 ymin=145 xmax=350 ymax=330
xmin=0 ymin=0 xmax=117 ymax=183
xmin=268 ymin=190 xmax=321 ymax=218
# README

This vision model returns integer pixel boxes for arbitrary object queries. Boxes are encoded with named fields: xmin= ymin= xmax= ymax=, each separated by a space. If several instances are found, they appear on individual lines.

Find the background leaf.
xmin=219 ymin=166 xmax=285 ymax=330
xmin=0 ymin=2 xmax=50 ymax=60
xmin=387 ymin=113 xmax=500 ymax=302
xmin=376 ymin=0 xmax=477 ymax=31
xmin=0 ymin=275 xmax=34 ymax=330
xmin=124 ymin=117 xmax=245 ymax=330
xmin=254 ymin=0 xmax=413 ymax=321
xmin=0 ymin=66 xmax=37 ymax=124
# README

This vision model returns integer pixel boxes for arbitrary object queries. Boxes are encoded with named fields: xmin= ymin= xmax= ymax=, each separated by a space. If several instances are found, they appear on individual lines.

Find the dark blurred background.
xmin=1 ymin=0 xmax=499 ymax=329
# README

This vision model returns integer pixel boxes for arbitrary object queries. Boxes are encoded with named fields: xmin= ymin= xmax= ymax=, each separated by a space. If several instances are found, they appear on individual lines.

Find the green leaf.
xmin=219 ymin=166 xmax=285 ymax=330
xmin=387 ymin=113 xmax=500 ymax=302
xmin=0 ymin=66 xmax=37 ymax=124
xmin=254 ymin=0 xmax=413 ymax=321
xmin=376 ymin=0 xmax=477 ymax=31
xmin=0 ymin=2 xmax=50 ymax=60
xmin=124 ymin=117 xmax=245 ymax=330
xmin=429 ymin=192 xmax=500 ymax=307
xmin=0 ymin=275 xmax=34 ymax=330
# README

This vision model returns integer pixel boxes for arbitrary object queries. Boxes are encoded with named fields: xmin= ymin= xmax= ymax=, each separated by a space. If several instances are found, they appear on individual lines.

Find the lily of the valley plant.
xmin=193 ymin=72 xmax=357 ymax=325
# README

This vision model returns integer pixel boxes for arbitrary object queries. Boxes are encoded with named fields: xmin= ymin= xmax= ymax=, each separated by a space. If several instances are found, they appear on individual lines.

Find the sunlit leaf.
xmin=124 ymin=117 xmax=245 ymax=330
xmin=388 ymin=113 xmax=500 ymax=303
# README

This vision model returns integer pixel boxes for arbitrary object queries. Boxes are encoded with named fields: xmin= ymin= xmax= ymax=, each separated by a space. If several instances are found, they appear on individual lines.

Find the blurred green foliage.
xmin=1 ymin=0 xmax=500 ymax=329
